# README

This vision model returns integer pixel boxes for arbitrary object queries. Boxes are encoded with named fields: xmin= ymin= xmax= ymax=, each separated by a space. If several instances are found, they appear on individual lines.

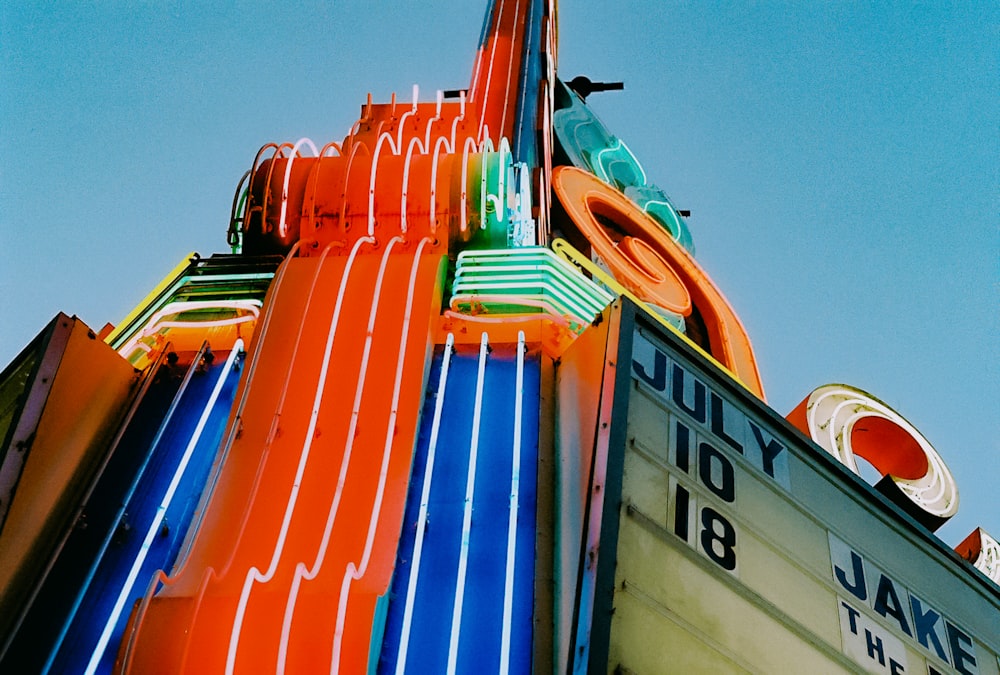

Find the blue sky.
xmin=1 ymin=1 xmax=996 ymax=546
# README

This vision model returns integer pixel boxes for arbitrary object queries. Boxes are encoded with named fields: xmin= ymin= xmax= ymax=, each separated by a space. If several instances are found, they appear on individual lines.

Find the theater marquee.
xmin=574 ymin=301 xmax=999 ymax=674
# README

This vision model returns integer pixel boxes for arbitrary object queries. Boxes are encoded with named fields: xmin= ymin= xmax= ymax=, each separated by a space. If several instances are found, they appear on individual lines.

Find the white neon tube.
xmin=328 ymin=237 xmax=432 ymax=673
xmin=499 ymin=330 xmax=526 ymax=674
xmin=400 ymin=135 xmax=427 ymax=234
xmin=84 ymin=340 xmax=243 ymax=675
xmin=498 ymin=1 xmax=520 ymax=146
xmin=116 ymin=300 xmax=262 ymax=360
xmin=446 ymin=332 xmax=490 ymax=675
xmin=429 ymin=135 xmax=454 ymax=235
xmin=476 ymin=0 xmax=504 ymax=140
xmin=279 ymin=137 xmax=320 ymax=238
xmin=394 ymin=334 xmax=456 ymax=674
xmin=224 ymin=236 xmax=377 ymax=675
xmin=369 ymin=132 xmax=400 ymax=236
xmin=269 ymin=236 xmax=407 ymax=674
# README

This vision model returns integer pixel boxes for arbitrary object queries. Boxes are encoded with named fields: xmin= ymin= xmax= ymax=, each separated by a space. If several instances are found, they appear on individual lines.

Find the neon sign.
xmin=787 ymin=384 xmax=959 ymax=532
xmin=554 ymin=165 xmax=765 ymax=400
xmin=552 ymin=79 xmax=695 ymax=253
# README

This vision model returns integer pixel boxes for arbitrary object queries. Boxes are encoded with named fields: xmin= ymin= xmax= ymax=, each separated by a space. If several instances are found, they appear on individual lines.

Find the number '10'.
xmin=672 ymin=423 xmax=738 ymax=571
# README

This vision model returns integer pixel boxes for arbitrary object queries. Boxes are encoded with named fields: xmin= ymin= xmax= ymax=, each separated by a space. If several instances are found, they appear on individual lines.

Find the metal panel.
xmin=378 ymin=333 xmax=541 ymax=673
xmin=0 ymin=315 xmax=137 ymax=646
xmin=49 ymin=345 xmax=245 ymax=675
xmin=581 ymin=300 xmax=1000 ymax=674
xmin=119 ymin=248 xmax=447 ymax=673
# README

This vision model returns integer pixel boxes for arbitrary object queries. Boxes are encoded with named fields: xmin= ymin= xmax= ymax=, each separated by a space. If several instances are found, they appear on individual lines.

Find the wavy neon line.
xmin=223 ymin=237 xmax=380 ymax=675
xmin=272 ymin=236 xmax=409 ymax=672
xmin=270 ymin=235 xmax=409 ymax=672
xmin=114 ymin=243 xmax=304 ymax=674
xmin=328 ymin=237 xmax=433 ymax=673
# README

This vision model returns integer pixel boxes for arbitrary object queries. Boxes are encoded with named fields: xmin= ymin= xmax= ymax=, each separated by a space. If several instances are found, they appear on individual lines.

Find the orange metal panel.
xmin=0 ymin=315 xmax=136 ymax=636
xmin=243 ymin=102 xmax=482 ymax=258
xmin=469 ymin=0 xmax=530 ymax=145
xmin=119 ymin=247 xmax=445 ymax=673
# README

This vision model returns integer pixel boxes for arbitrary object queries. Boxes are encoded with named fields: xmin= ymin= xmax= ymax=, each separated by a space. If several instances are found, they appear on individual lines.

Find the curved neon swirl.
xmin=552 ymin=166 xmax=764 ymax=398
xmin=552 ymin=79 xmax=695 ymax=253
xmin=959 ymin=529 xmax=1000 ymax=583
xmin=116 ymin=300 xmax=263 ymax=361
xmin=977 ymin=532 xmax=1000 ymax=581
xmin=591 ymin=139 xmax=646 ymax=187
xmin=793 ymin=384 xmax=959 ymax=526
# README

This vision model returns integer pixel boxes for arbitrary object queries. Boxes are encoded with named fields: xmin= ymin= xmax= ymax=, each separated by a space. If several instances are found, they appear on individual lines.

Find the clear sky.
xmin=1 ymin=2 xmax=996 ymax=547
